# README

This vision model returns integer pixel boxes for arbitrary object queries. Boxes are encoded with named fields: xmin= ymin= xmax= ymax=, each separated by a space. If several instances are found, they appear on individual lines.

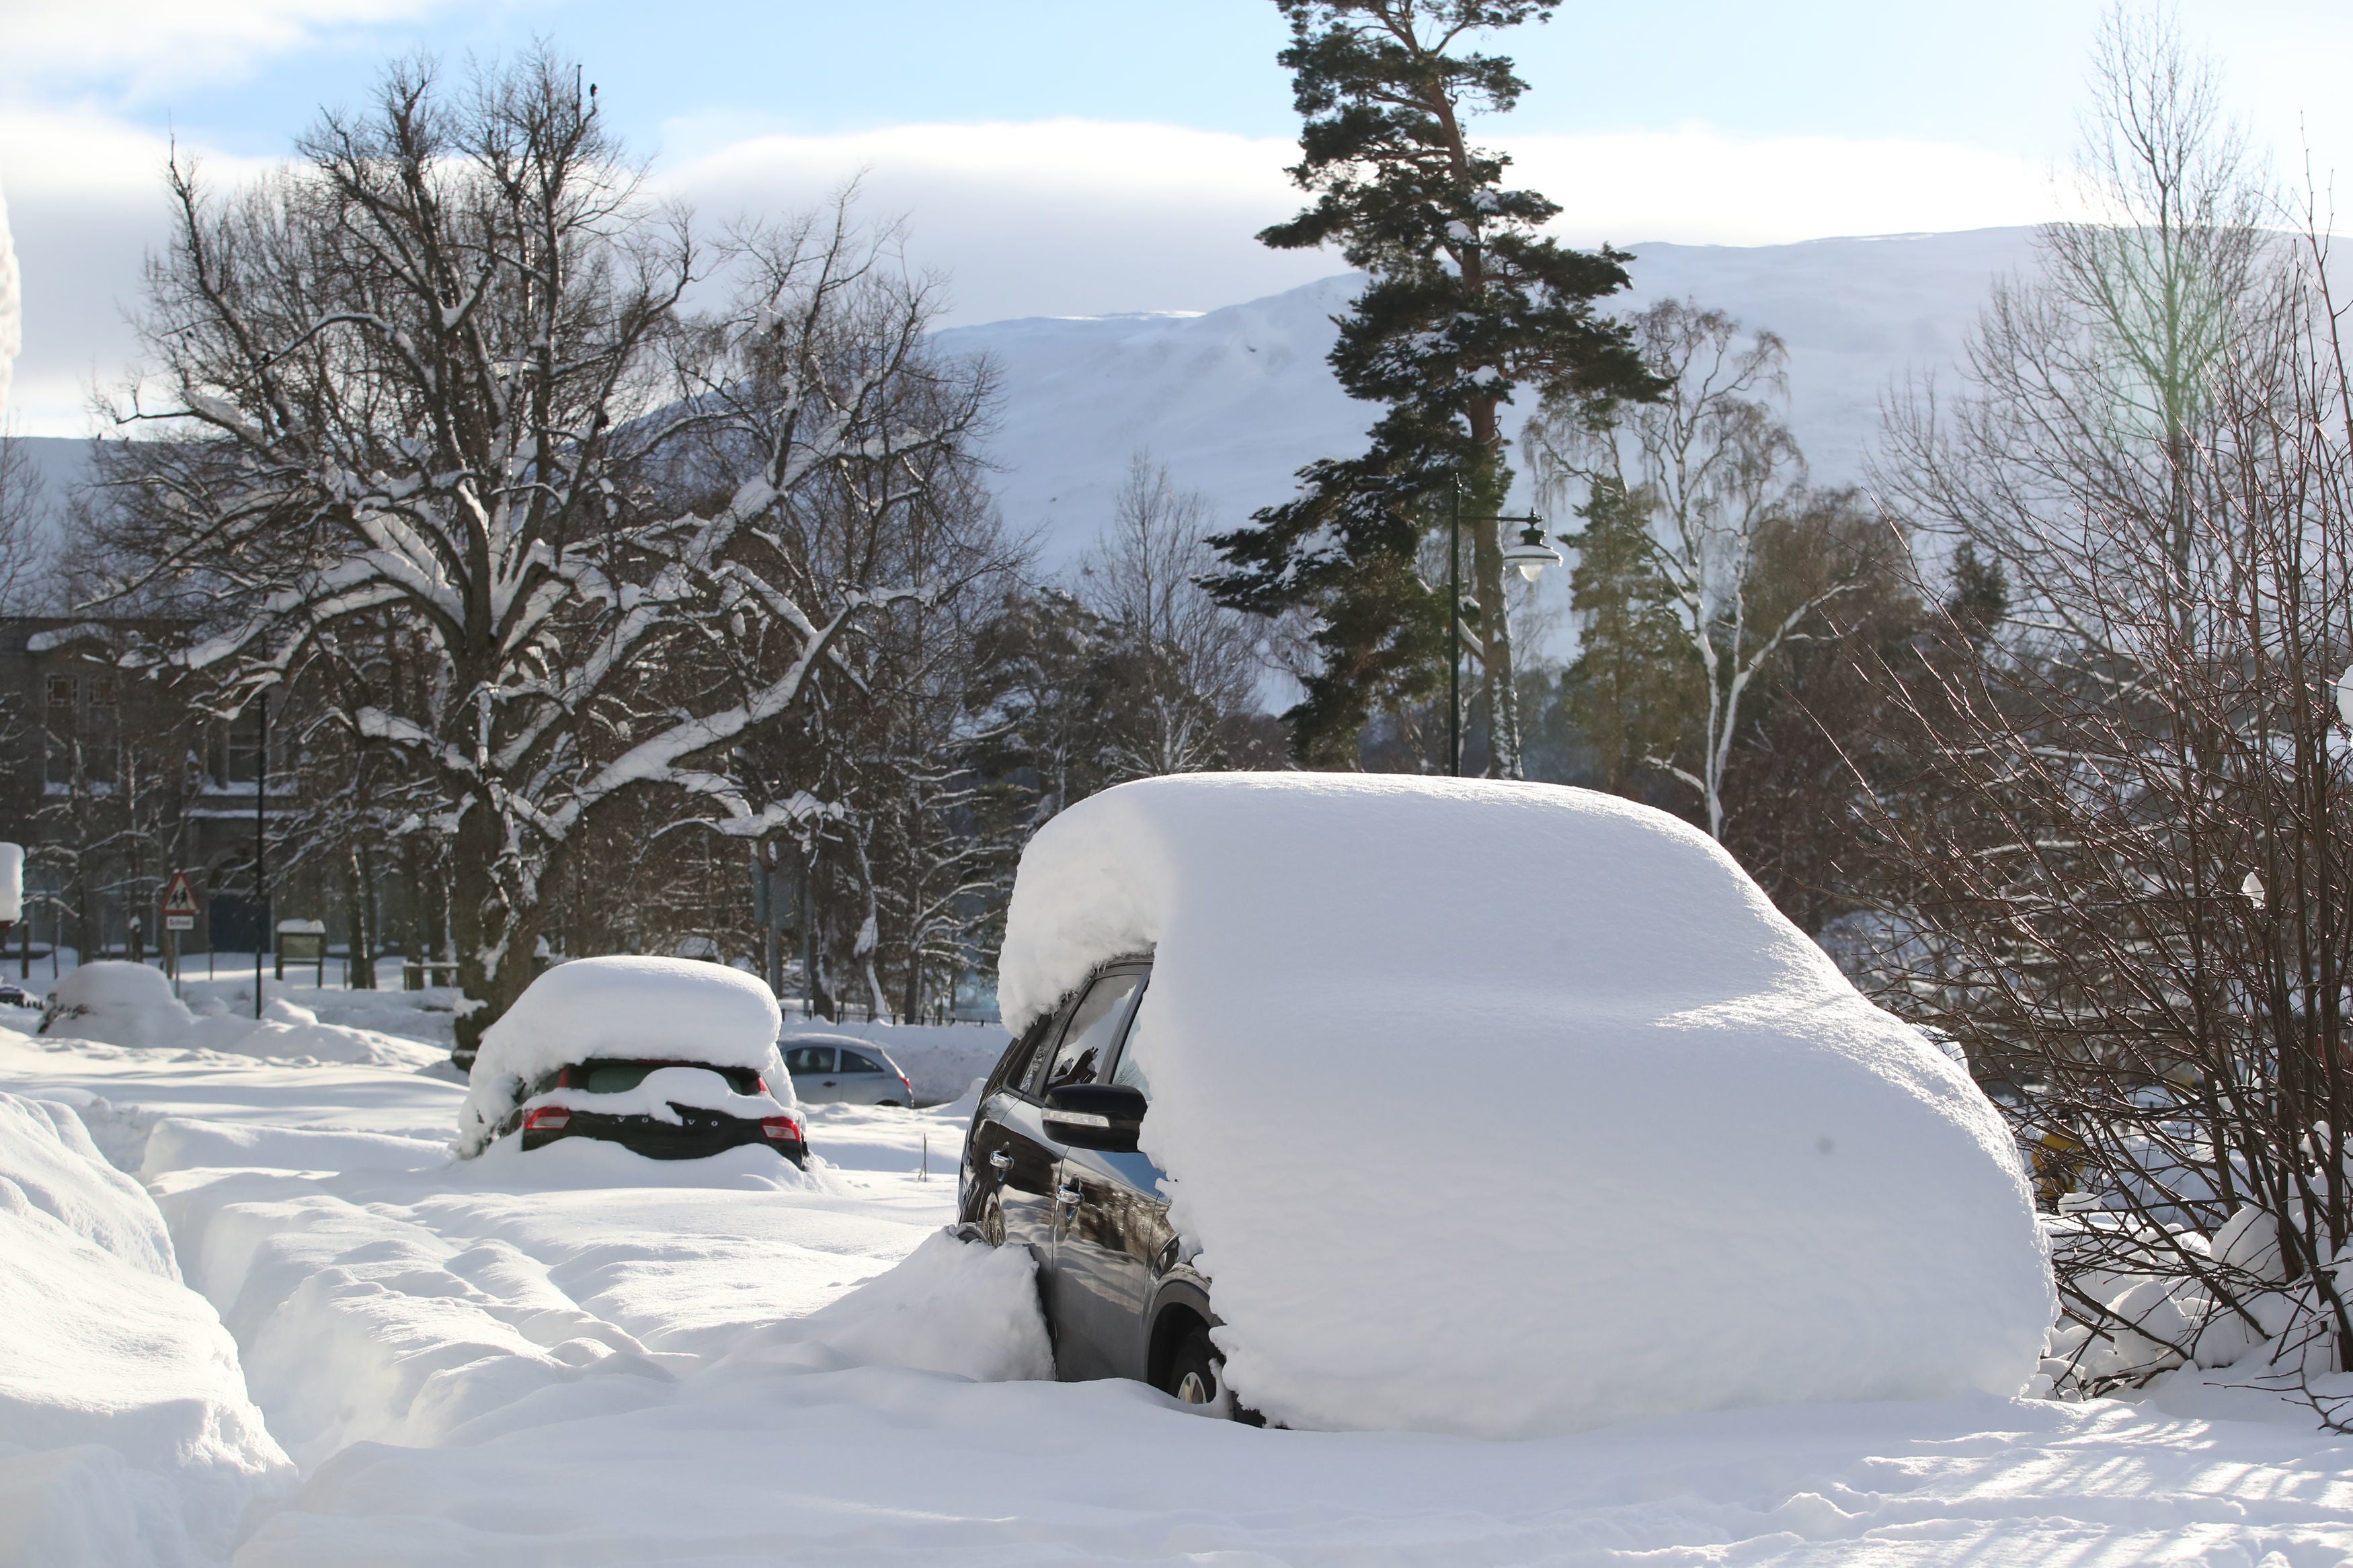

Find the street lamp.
xmin=1447 ymin=483 xmax=1558 ymax=776
xmin=1502 ymin=518 xmax=1563 ymax=583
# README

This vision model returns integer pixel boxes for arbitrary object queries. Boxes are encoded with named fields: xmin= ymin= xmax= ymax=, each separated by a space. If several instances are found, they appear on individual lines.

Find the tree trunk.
xmin=449 ymin=800 xmax=534 ymax=1060
xmin=346 ymin=843 xmax=376 ymax=989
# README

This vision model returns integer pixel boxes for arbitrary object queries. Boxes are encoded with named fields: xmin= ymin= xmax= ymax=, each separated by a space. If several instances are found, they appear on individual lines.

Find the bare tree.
xmin=1876 ymin=4 xmax=2270 ymax=655
xmin=1527 ymin=300 xmax=1862 ymax=839
xmin=89 ymin=56 xmax=992 ymax=1056
xmin=0 ymin=423 xmax=51 ymax=612
xmin=1079 ymin=455 xmax=1265 ymax=778
xmin=1853 ymin=9 xmax=2353 ymax=1423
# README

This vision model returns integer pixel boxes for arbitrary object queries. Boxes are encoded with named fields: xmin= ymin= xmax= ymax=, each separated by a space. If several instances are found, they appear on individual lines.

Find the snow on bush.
xmin=2040 ymin=1200 xmax=2353 ymax=1421
xmin=0 ymin=1093 xmax=290 ymax=1562
xmin=41 ymin=960 xmax=196 ymax=1048
xmin=997 ymin=774 xmax=2055 ymax=1438
xmin=458 ymin=956 xmax=791 ymax=1157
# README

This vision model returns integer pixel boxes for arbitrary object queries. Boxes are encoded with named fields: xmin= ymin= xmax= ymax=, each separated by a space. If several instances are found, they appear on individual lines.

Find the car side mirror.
xmin=1043 ymin=1083 xmax=1147 ymax=1152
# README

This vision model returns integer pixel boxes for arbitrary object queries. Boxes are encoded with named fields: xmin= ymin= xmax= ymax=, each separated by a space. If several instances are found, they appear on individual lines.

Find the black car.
xmin=502 ymin=1058 xmax=809 ymax=1166
xmin=959 ymin=956 xmax=1237 ymax=1413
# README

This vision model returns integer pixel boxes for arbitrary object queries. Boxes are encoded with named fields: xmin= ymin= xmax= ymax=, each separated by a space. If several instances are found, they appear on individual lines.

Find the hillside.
xmin=12 ymin=229 xmax=2038 ymax=577
xmin=942 ymin=226 xmax=2038 ymax=569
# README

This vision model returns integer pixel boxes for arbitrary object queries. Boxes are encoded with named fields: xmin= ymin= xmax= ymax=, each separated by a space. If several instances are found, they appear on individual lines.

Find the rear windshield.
xmin=840 ymin=1050 xmax=888 ymax=1075
xmin=566 ymin=1060 xmax=761 ymax=1096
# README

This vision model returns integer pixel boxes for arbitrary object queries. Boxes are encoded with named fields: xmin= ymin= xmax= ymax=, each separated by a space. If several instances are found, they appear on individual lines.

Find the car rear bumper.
xmin=523 ymin=1109 xmax=806 ymax=1167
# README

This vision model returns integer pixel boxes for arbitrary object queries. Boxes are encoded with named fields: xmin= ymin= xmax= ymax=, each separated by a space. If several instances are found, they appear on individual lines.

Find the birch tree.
xmin=90 ymin=55 xmax=992 ymax=1055
xmin=1529 ymin=300 xmax=1863 ymax=839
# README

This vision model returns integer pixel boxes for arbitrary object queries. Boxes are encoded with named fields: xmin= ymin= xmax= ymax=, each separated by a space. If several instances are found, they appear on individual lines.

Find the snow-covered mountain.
xmin=943 ymin=226 xmax=2040 ymax=570
xmin=11 ymin=229 xmax=2040 ymax=579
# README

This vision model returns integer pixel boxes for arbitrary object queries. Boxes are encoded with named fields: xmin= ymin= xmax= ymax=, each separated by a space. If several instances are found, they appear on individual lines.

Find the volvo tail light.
xmin=761 ymin=1114 xmax=803 ymax=1144
xmin=523 ymin=1106 xmax=571 ymax=1132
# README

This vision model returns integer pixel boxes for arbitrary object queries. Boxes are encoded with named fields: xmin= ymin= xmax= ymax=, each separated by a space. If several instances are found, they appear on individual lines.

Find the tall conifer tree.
xmin=1207 ymin=0 xmax=1661 ymax=772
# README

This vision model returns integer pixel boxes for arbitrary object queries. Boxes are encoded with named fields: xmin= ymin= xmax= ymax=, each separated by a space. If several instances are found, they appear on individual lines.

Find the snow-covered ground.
xmin=4 ymin=979 xmax=2353 ymax=1563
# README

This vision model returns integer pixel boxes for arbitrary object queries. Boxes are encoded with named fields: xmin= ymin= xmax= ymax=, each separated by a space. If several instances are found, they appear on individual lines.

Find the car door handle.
xmin=822 ymin=1080 xmax=837 ymax=1087
xmin=989 ymin=1151 xmax=1012 ymax=1171
xmin=1056 ymin=1182 xmax=1082 ymax=1205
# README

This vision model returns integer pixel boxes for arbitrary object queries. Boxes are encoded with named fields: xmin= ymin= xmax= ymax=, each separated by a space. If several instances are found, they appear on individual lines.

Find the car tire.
xmin=1163 ymin=1325 xmax=1229 ymax=1413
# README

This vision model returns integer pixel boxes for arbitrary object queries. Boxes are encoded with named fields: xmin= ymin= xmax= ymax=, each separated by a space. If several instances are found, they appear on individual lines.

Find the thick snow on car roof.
xmin=997 ymin=772 xmax=2052 ymax=1439
xmin=45 ymin=959 xmax=196 ymax=1048
xmin=458 ymin=956 xmax=787 ymax=1157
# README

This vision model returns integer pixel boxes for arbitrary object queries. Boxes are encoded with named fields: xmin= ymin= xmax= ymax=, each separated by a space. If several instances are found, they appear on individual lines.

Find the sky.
xmin=3 ymin=0 xmax=2351 ymax=434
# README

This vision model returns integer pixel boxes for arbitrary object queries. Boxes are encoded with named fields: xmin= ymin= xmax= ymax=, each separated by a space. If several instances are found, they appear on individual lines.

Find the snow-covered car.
xmin=0 ymin=983 xmax=41 ymax=1009
xmin=457 ymin=956 xmax=806 ymax=1165
xmin=963 ymin=773 xmax=2054 ymax=1436
xmin=38 ymin=960 xmax=194 ymax=1047
xmin=781 ymin=1034 xmax=915 ymax=1106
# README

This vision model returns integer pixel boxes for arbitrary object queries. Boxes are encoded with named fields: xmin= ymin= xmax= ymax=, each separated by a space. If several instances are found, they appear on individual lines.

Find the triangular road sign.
xmin=162 ymin=872 xmax=199 ymax=915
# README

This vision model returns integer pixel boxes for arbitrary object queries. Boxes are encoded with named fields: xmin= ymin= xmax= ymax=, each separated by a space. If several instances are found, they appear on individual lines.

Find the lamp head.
xmin=1501 ymin=518 xmax=1561 ymax=583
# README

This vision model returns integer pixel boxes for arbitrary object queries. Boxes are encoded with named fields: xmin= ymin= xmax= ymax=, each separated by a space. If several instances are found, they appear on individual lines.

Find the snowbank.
xmin=140 ymin=1118 xmax=450 ymax=1180
xmin=458 ymin=956 xmax=789 ymax=1157
xmin=41 ymin=960 xmax=195 ymax=1048
xmin=37 ymin=970 xmax=446 ymax=1070
xmin=0 ymin=1093 xmax=290 ymax=1562
xmin=997 ymin=774 xmax=2053 ymax=1438
xmin=714 ymin=1229 xmax=1052 ymax=1383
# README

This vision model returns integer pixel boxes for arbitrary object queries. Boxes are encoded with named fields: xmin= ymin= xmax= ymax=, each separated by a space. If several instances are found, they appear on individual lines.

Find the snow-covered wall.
xmin=997 ymin=774 xmax=2055 ymax=1438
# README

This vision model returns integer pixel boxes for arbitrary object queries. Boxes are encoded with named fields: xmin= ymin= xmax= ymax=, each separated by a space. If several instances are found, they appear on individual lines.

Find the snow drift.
xmin=996 ymin=774 xmax=2053 ymax=1438
xmin=459 ymin=956 xmax=792 ymax=1157
xmin=0 ymin=1093 xmax=290 ymax=1563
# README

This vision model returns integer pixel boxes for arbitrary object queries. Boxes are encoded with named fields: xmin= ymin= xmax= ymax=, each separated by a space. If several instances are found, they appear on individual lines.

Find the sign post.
xmin=161 ymin=872 xmax=199 ymax=997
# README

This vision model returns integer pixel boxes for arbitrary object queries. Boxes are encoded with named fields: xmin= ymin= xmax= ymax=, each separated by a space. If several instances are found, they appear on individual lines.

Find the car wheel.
xmin=1164 ymin=1325 xmax=1228 ymax=1412
xmin=877 ymin=1099 xmax=903 ymax=1108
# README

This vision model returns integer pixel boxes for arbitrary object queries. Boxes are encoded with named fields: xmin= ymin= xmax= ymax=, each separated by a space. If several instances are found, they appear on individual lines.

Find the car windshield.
xmin=571 ymin=1060 xmax=760 ymax=1096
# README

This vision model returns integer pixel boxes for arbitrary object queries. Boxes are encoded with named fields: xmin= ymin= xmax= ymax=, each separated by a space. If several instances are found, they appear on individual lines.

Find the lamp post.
xmin=254 ymin=690 xmax=266 ymax=1021
xmin=1447 ymin=482 xmax=1562 ymax=776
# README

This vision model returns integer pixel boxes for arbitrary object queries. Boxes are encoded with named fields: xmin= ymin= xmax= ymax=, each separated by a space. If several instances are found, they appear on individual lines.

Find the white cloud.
xmin=0 ymin=104 xmax=2067 ymax=435
xmin=0 ymin=107 xmax=277 ymax=434
xmin=1511 ymin=127 xmax=2062 ymax=247
xmin=662 ymin=118 xmax=2061 ymax=325
xmin=0 ymin=0 xmax=454 ymax=97
xmin=0 ymin=171 xmax=19 ymax=417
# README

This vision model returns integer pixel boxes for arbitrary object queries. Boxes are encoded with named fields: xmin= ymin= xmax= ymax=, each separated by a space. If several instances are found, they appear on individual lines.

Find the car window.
xmin=582 ymin=1061 xmax=654 ymax=1094
xmin=840 ymin=1050 xmax=886 ymax=1075
xmin=1105 ymin=979 xmax=1153 ymax=1099
xmin=1039 ymin=971 xmax=1144 ymax=1096
xmin=783 ymin=1045 xmax=835 ymax=1075
xmin=571 ymin=1060 xmax=760 ymax=1096
xmin=994 ymin=1012 xmax=1058 ymax=1098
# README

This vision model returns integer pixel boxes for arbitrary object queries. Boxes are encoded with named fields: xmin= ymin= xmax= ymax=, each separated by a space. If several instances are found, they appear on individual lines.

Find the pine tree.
xmin=1206 ymin=0 xmax=1661 ymax=772
xmin=1557 ymin=478 xmax=1692 ymax=796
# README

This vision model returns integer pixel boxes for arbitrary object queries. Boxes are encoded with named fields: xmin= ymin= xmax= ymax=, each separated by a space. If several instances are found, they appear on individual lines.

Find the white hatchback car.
xmin=782 ymin=1034 xmax=914 ymax=1106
